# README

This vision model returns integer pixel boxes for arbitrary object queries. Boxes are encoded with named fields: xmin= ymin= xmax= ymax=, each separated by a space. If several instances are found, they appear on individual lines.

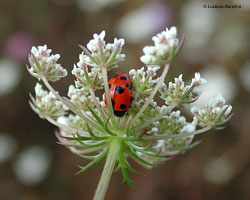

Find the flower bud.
xmin=27 ymin=45 xmax=67 ymax=82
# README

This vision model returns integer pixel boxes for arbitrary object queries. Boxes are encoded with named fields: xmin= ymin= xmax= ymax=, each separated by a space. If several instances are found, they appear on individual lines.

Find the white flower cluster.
xmin=29 ymin=83 xmax=68 ymax=119
xmin=154 ymin=134 xmax=194 ymax=157
xmin=160 ymin=73 xmax=207 ymax=105
xmin=72 ymin=59 xmax=103 ymax=91
xmin=191 ymin=93 xmax=232 ymax=129
xmin=140 ymin=27 xmax=179 ymax=65
xmin=157 ymin=111 xmax=195 ymax=135
xmin=57 ymin=115 xmax=88 ymax=137
xmin=141 ymin=100 xmax=160 ymax=119
xmin=138 ymin=112 xmax=196 ymax=164
xmin=192 ymin=72 xmax=207 ymax=86
xmin=129 ymin=66 xmax=160 ymax=99
xmin=80 ymin=31 xmax=126 ymax=70
xmin=68 ymin=85 xmax=100 ymax=111
xmin=27 ymin=45 xmax=67 ymax=81
xmin=130 ymin=98 xmax=161 ymax=120
xmin=56 ymin=115 xmax=103 ymax=156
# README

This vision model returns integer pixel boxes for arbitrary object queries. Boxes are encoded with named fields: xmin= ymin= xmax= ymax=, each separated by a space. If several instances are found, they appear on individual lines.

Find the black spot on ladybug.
xmin=130 ymin=97 xmax=134 ymax=102
xmin=114 ymin=110 xmax=126 ymax=117
xmin=120 ymin=76 xmax=127 ymax=80
xmin=115 ymin=86 xmax=124 ymax=94
xmin=109 ymin=84 xmax=111 ymax=89
xmin=120 ymin=104 xmax=126 ymax=109
xmin=112 ymin=100 xmax=115 ymax=107
xmin=126 ymin=84 xmax=132 ymax=90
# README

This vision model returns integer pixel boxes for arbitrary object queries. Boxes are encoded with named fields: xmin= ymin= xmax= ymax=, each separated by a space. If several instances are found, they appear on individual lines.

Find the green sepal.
xmin=114 ymin=165 xmax=121 ymax=172
xmin=126 ymin=141 xmax=152 ymax=151
xmin=88 ymin=106 xmax=104 ymax=127
xmin=76 ymin=140 xmax=107 ymax=148
xmin=128 ymin=142 xmax=165 ymax=158
xmin=75 ymin=147 xmax=109 ymax=175
xmin=118 ymin=150 xmax=136 ymax=187
xmin=121 ymin=167 xmax=135 ymax=187
xmin=80 ymin=154 xmax=100 ymax=161
xmin=181 ymin=84 xmax=195 ymax=101
xmin=79 ymin=45 xmax=99 ymax=65
xmin=126 ymin=146 xmax=159 ymax=168
xmin=83 ymin=66 xmax=91 ymax=84
xmin=31 ymin=53 xmax=42 ymax=72
xmin=62 ymin=135 xmax=92 ymax=141
xmin=131 ymin=128 xmax=136 ymax=137
xmin=125 ymin=126 xmax=130 ymax=137
xmin=104 ymin=116 xmax=117 ymax=136
xmin=182 ymin=140 xmax=201 ymax=151
xmin=87 ymin=123 xmax=97 ymax=138
xmin=214 ymin=105 xmax=230 ymax=124
xmin=119 ymin=149 xmax=140 ymax=176
xmin=122 ymin=137 xmax=149 ymax=142
xmin=174 ymin=35 xmax=185 ymax=58
xmin=181 ymin=96 xmax=198 ymax=104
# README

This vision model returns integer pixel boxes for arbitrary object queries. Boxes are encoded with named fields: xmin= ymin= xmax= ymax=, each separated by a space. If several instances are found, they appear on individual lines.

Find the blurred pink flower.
xmin=4 ymin=32 xmax=34 ymax=61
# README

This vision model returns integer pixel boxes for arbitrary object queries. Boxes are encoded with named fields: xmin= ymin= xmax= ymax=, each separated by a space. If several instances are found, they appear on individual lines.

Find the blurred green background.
xmin=0 ymin=0 xmax=250 ymax=199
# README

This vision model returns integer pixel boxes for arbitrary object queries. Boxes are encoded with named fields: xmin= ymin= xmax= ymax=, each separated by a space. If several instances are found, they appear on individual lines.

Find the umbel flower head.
xmin=27 ymin=45 xmax=67 ymax=81
xmin=27 ymin=27 xmax=232 ymax=200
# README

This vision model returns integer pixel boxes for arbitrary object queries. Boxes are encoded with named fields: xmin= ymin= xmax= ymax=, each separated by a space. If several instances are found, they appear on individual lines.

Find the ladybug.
xmin=105 ymin=72 xmax=134 ymax=117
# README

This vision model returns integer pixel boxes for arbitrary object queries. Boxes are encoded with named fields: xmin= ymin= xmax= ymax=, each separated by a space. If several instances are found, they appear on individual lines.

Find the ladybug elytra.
xmin=105 ymin=72 xmax=133 ymax=117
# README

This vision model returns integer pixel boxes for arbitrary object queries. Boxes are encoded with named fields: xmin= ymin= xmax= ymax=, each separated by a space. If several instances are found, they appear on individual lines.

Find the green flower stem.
xmin=135 ymin=102 xmax=178 ymax=131
xmin=93 ymin=139 xmax=121 ymax=200
xmin=129 ymin=63 xmax=170 ymax=126
xmin=102 ymin=67 xmax=113 ymax=115
xmin=144 ymin=126 xmax=212 ymax=140
xmin=89 ymin=87 xmax=106 ymax=119
xmin=42 ymin=77 xmax=101 ymax=131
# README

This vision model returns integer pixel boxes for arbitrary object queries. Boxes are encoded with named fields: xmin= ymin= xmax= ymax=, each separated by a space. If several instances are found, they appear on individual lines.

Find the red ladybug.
xmin=105 ymin=72 xmax=133 ymax=117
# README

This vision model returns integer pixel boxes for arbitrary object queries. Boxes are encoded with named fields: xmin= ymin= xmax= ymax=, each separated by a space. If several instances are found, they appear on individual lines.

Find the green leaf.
xmin=75 ymin=147 xmax=109 ymax=175
xmin=128 ymin=142 xmax=165 ymax=158
xmin=131 ymin=129 xmax=136 ymax=137
xmin=79 ymin=45 xmax=99 ymax=65
xmin=119 ymin=149 xmax=140 ymax=175
xmin=76 ymin=141 xmax=108 ymax=148
xmin=87 ymin=123 xmax=97 ymax=138
xmin=182 ymin=140 xmax=201 ymax=151
xmin=121 ymin=167 xmax=135 ymax=187
xmin=126 ymin=146 xmax=159 ymax=168
xmin=114 ymin=165 xmax=121 ymax=172
xmin=104 ymin=116 xmax=116 ymax=136
xmin=88 ymin=106 xmax=104 ymax=127
xmin=62 ymin=135 xmax=92 ymax=141
xmin=118 ymin=150 xmax=136 ymax=187
xmin=31 ymin=53 xmax=42 ymax=71
xmin=123 ymin=137 xmax=149 ymax=142
xmin=125 ymin=126 xmax=130 ymax=137
xmin=80 ymin=154 xmax=100 ymax=161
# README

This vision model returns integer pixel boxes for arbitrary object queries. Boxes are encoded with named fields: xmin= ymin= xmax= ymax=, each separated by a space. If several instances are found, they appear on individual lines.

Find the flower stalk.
xmin=129 ymin=63 xmax=170 ymax=125
xmin=93 ymin=139 xmax=121 ymax=200
xmin=102 ymin=67 xmax=113 ymax=114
